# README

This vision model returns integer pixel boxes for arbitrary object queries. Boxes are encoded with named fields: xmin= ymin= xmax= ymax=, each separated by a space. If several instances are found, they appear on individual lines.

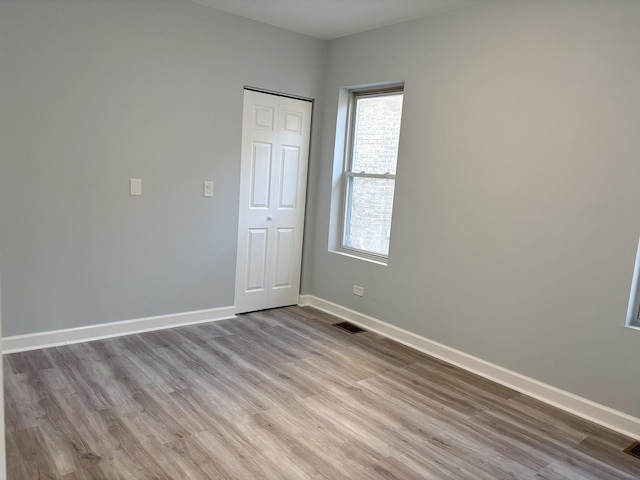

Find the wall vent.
xmin=623 ymin=441 xmax=640 ymax=459
xmin=333 ymin=321 xmax=366 ymax=333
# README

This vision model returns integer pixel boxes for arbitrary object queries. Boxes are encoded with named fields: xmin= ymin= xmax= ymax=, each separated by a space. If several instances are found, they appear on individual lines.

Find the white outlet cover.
xmin=130 ymin=178 xmax=142 ymax=196
xmin=204 ymin=181 xmax=214 ymax=197
xmin=353 ymin=285 xmax=364 ymax=297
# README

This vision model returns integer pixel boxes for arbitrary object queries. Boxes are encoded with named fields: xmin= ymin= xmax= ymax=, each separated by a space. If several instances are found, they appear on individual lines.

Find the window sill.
xmin=329 ymin=248 xmax=388 ymax=266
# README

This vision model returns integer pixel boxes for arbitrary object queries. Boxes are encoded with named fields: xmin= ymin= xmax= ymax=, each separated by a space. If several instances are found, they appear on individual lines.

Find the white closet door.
xmin=234 ymin=90 xmax=312 ymax=313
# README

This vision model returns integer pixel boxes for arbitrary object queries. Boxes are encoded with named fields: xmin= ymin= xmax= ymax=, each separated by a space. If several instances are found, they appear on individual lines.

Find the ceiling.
xmin=189 ymin=0 xmax=481 ymax=40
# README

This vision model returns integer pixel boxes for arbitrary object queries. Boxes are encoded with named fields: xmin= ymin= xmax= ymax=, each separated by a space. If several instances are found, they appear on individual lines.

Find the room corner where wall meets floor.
xmin=298 ymin=295 xmax=640 ymax=440
xmin=1 ymin=306 xmax=236 ymax=354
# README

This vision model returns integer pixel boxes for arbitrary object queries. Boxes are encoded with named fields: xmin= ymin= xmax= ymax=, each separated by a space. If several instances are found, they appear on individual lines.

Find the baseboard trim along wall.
xmin=298 ymin=294 xmax=640 ymax=439
xmin=2 ymin=306 xmax=236 ymax=354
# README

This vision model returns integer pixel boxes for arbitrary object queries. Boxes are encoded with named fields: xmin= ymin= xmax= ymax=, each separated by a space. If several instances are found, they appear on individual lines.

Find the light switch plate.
xmin=204 ymin=181 xmax=214 ymax=197
xmin=130 ymin=178 xmax=142 ymax=196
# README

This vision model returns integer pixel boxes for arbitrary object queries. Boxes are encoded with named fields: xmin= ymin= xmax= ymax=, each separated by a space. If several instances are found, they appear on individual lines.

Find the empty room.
xmin=2 ymin=0 xmax=640 ymax=478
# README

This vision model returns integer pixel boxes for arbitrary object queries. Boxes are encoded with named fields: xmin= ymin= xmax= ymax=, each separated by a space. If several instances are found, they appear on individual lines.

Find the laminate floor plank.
xmin=5 ymin=306 xmax=639 ymax=478
xmin=315 ymin=382 xmax=534 ymax=479
xmin=254 ymin=404 xmax=373 ymax=478
xmin=7 ymin=426 xmax=57 ymax=480
xmin=3 ymin=368 xmax=41 ymax=433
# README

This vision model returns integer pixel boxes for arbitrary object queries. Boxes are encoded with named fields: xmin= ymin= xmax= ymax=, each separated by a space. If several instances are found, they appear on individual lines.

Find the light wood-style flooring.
xmin=4 ymin=306 xmax=640 ymax=479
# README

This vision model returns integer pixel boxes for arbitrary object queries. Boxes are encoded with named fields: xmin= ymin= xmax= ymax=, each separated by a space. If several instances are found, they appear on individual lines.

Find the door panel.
xmin=279 ymin=145 xmax=300 ymax=209
xmin=273 ymin=228 xmax=294 ymax=288
xmin=246 ymin=228 xmax=269 ymax=292
xmin=253 ymin=105 xmax=275 ymax=130
xmin=250 ymin=142 xmax=272 ymax=208
xmin=282 ymin=110 xmax=302 ymax=134
xmin=235 ymin=90 xmax=312 ymax=313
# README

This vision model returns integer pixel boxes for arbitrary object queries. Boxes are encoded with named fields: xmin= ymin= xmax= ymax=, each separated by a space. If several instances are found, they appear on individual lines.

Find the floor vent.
xmin=624 ymin=442 xmax=640 ymax=459
xmin=333 ymin=322 xmax=366 ymax=333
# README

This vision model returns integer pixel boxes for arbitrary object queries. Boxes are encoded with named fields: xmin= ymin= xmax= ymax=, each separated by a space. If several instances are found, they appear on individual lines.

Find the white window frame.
xmin=626 ymin=237 xmax=640 ymax=330
xmin=339 ymin=86 xmax=404 ymax=262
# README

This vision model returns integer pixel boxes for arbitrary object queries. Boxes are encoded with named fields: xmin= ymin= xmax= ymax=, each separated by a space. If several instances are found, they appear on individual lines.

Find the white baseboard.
xmin=2 ymin=306 xmax=236 ymax=354
xmin=298 ymin=294 xmax=640 ymax=439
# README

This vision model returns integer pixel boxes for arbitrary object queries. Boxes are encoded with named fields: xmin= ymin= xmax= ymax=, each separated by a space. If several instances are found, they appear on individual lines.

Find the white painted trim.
xmin=625 ymin=236 xmax=640 ymax=330
xmin=0 ymin=277 xmax=6 ymax=480
xmin=2 ymin=306 xmax=236 ymax=354
xmin=298 ymin=294 xmax=640 ymax=439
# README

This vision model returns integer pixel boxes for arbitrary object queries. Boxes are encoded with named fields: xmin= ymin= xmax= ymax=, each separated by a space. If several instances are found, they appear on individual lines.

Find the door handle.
xmin=266 ymin=215 xmax=273 ymax=221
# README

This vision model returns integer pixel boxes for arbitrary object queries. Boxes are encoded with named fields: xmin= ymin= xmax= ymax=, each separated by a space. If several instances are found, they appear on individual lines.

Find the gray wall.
xmin=0 ymin=0 xmax=326 ymax=336
xmin=306 ymin=0 xmax=640 ymax=417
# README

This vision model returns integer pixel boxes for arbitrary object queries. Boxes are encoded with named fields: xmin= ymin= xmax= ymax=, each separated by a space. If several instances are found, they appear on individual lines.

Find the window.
xmin=341 ymin=87 xmax=404 ymax=259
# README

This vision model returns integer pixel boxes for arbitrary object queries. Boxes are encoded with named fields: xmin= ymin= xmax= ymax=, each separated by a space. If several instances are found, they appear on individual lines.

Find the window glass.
xmin=344 ymin=177 xmax=395 ymax=256
xmin=351 ymin=93 xmax=403 ymax=174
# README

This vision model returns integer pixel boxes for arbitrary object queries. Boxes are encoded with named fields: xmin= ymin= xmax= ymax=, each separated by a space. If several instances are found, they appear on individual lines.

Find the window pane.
xmin=351 ymin=93 xmax=403 ymax=174
xmin=344 ymin=177 xmax=395 ymax=256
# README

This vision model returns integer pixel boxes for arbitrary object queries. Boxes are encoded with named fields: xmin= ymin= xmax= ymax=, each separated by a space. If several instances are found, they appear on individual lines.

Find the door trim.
xmin=244 ymin=85 xmax=314 ymax=103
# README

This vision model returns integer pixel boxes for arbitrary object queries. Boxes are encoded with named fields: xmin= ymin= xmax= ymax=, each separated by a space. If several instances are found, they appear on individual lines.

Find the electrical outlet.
xmin=204 ymin=181 xmax=214 ymax=197
xmin=130 ymin=178 xmax=142 ymax=196
xmin=353 ymin=285 xmax=364 ymax=297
